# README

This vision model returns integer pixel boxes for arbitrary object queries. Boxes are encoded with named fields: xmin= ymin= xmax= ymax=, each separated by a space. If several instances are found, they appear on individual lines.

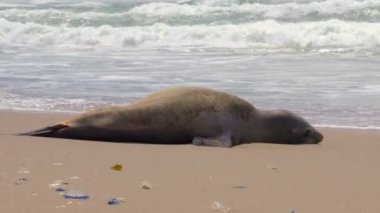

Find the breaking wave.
xmin=0 ymin=0 xmax=379 ymax=55
xmin=0 ymin=17 xmax=379 ymax=55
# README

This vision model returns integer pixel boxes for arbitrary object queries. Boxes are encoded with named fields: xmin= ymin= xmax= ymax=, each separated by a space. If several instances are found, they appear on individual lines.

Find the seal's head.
xmin=267 ymin=110 xmax=323 ymax=144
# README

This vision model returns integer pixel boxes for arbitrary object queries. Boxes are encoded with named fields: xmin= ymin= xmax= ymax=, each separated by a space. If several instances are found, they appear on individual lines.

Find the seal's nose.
xmin=314 ymin=131 xmax=324 ymax=143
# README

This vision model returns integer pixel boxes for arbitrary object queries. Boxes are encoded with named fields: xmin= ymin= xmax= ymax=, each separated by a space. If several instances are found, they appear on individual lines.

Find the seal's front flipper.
xmin=19 ymin=124 xmax=68 ymax=137
xmin=192 ymin=133 xmax=233 ymax=147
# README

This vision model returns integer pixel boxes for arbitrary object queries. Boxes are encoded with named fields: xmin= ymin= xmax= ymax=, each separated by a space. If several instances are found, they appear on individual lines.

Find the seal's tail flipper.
xmin=19 ymin=124 xmax=68 ymax=137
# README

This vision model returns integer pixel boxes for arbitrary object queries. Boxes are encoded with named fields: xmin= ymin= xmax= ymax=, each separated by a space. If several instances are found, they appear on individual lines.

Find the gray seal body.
xmin=21 ymin=87 xmax=323 ymax=147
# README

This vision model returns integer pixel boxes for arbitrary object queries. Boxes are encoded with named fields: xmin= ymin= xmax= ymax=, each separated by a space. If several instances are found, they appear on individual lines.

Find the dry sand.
xmin=0 ymin=110 xmax=379 ymax=213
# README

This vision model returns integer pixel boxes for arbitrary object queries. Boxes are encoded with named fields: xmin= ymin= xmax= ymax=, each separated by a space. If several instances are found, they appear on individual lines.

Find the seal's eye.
xmin=287 ymin=129 xmax=294 ymax=135
xmin=303 ymin=128 xmax=312 ymax=137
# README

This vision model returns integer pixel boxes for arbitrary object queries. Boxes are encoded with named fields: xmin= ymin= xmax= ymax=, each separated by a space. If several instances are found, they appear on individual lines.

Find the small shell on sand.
xmin=141 ymin=181 xmax=153 ymax=190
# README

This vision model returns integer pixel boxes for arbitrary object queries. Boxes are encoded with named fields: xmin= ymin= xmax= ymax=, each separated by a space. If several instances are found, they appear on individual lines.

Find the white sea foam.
xmin=0 ymin=8 xmax=122 ymax=21
xmin=1 ymin=0 xmax=378 ymax=25
xmin=130 ymin=0 xmax=380 ymax=18
xmin=0 ymin=18 xmax=378 ymax=54
xmin=315 ymin=124 xmax=380 ymax=131
xmin=0 ymin=91 xmax=109 ymax=112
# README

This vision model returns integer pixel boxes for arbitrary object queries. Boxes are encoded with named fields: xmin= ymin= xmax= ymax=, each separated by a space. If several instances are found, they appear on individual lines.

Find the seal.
xmin=21 ymin=87 xmax=323 ymax=147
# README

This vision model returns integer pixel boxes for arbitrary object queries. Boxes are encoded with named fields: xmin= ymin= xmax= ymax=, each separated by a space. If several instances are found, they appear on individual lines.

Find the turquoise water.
xmin=0 ymin=0 xmax=379 ymax=129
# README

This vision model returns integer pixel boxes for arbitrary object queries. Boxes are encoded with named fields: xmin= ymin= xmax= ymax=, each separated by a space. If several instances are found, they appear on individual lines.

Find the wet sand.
xmin=0 ymin=110 xmax=379 ymax=213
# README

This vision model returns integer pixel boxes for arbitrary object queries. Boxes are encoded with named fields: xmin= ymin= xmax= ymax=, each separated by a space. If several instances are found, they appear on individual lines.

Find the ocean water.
xmin=0 ymin=0 xmax=379 ymax=129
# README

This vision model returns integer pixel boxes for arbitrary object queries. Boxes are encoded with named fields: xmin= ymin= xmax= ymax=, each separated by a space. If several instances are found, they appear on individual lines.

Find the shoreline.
xmin=1 ymin=110 xmax=380 ymax=212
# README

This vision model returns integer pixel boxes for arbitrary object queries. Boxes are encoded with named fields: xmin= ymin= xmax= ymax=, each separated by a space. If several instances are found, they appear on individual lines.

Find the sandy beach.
xmin=0 ymin=110 xmax=379 ymax=213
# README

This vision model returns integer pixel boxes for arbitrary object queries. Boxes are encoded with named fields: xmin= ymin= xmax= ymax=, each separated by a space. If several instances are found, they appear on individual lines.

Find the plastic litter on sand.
xmin=49 ymin=180 xmax=68 ymax=192
xmin=55 ymin=186 xmax=66 ymax=192
xmin=15 ymin=177 xmax=28 ymax=185
xmin=18 ymin=167 xmax=30 ymax=174
xmin=107 ymin=197 xmax=126 ymax=205
xmin=63 ymin=190 xmax=90 ymax=199
xmin=69 ymin=176 xmax=80 ymax=180
xmin=211 ymin=201 xmax=231 ymax=213
xmin=108 ymin=198 xmax=120 ymax=205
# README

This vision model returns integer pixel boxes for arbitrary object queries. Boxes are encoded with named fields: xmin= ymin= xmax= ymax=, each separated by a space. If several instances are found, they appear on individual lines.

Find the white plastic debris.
xmin=55 ymin=205 xmax=66 ymax=209
xmin=18 ymin=167 xmax=30 ymax=174
xmin=69 ymin=176 xmax=80 ymax=180
xmin=49 ymin=180 xmax=68 ymax=192
xmin=107 ymin=197 xmax=126 ymax=205
xmin=211 ymin=201 xmax=231 ymax=213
